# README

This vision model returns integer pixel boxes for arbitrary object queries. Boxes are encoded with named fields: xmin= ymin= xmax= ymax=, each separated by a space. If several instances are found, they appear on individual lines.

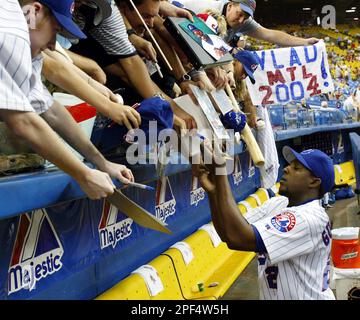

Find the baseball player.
xmin=194 ymin=146 xmax=336 ymax=299
xmin=0 ymin=0 xmax=134 ymax=199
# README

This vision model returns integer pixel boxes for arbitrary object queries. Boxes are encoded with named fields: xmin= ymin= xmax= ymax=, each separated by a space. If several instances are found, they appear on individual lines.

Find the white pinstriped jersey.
xmin=0 ymin=0 xmax=30 ymax=41
xmin=0 ymin=0 xmax=53 ymax=114
xmin=28 ymin=56 xmax=54 ymax=114
xmin=245 ymin=196 xmax=335 ymax=300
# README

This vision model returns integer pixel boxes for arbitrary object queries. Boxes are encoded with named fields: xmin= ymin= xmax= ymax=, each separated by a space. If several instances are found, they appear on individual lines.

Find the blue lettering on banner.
xmin=256 ymin=45 xmax=319 ymax=73
xmin=290 ymin=81 xmax=305 ymax=100
xmin=275 ymin=84 xmax=290 ymax=103
xmin=256 ymin=50 xmax=266 ymax=71
xmin=271 ymin=50 xmax=284 ymax=69
xmin=289 ymin=48 xmax=302 ymax=66
xmin=304 ymin=45 xmax=317 ymax=63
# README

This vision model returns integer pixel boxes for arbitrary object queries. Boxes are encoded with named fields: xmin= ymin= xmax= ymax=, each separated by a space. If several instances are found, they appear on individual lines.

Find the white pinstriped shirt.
xmin=0 ymin=0 xmax=53 ymax=114
xmin=245 ymin=196 xmax=335 ymax=300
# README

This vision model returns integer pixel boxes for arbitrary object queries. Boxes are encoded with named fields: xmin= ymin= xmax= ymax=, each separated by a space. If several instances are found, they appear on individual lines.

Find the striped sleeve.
xmin=0 ymin=32 xmax=34 ymax=112
xmin=245 ymin=196 xmax=289 ymax=224
xmin=88 ymin=1 xmax=136 ymax=56
xmin=28 ymin=56 xmax=54 ymax=114
xmin=0 ymin=0 xmax=30 ymax=41
xmin=252 ymin=209 xmax=314 ymax=264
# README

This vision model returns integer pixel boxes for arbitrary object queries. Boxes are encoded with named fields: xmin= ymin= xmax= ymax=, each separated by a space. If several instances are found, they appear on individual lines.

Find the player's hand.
xmin=192 ymin=161 xmax=216 ymax=194
xmin=173 ymin=83 xmax=182 ymax=98
xmin=192 ymin=142 xmax=227 ymax=193
xmin=170 ymin=100 xmax=197 ymax=130
xmin=107 ymin=103 xmax=141 ymax=130
xmin=192 ymin=73 xmax=216 ymax=92
xmin=179 ymin=80 xmax=196 ymax=95
xmin=173 ymin=107 xmax=197 ymax=130
xmin=173 ymin=114 xmax=187 ymax=135
xmin=77 ymin=168 xmax=115 ymax=200
xmin=305 ymin=37 xmax=320 ymax=45
xmin=206 ymin=67 xmax=229 ymax=90
xmin=159 ymin=1 xmax=194 ymax=21
xmin=247 ymin=113 xmax=258 ymax=129
xmin=227 ymin=71 xmax=236 ymax=89
xmin=98 ymin=161 xmax=134 ymax=185
xmin=130 ymin=34 xmax=157 ymax=62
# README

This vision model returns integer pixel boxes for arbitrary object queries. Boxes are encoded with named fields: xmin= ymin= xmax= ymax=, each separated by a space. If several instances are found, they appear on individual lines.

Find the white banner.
xmin=246 ymin=40 xmax=334 ymax=106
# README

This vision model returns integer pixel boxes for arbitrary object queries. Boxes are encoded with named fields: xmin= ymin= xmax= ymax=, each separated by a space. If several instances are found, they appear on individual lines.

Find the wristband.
xmin=127 ymin=29 xmax=136 ymax=36
xmin=177 ymin=73 xmax=191 ymax=85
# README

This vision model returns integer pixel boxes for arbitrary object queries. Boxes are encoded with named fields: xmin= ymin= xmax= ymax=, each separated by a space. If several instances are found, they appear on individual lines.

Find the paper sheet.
xmin=170 ymin=241 xmax=194 ymax=265
xmin=131 ymin=265 xmax=164 ymax=296
xmin=199 ymin=223 xmax=222 ymax=247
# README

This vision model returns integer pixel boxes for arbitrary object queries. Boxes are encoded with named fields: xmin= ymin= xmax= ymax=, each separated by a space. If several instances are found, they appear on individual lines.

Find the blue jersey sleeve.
xmin=251 ymin=225 xmax=267 ymax=253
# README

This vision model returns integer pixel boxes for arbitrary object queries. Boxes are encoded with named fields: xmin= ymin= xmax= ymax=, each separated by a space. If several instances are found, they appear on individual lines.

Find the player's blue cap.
xmin=99 ymin=97 xmax=174 ymax=153
xmin=232 ymin=0 xmax=257 ymax=17
xmin=233 ymin=50 xmax=260 ymax=84
xmin=282 ymin=146 xmax=335 ymax=194
xmin=38 ymin=0 xmax=87 ymax=39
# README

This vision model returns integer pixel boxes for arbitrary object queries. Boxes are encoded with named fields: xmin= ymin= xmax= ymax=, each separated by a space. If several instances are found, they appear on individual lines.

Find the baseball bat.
xmin=129 ymin=0 xmax=173 ymax=71
xmin=225 ymin=84 xmax=265 ymax=167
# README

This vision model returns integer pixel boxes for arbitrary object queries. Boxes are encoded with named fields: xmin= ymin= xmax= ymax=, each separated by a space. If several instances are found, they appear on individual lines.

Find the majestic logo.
xmin=232 ymin=155 xmax=243 ymax=186
xmin=98 ymin=201 xmax=133 ymax=250
xmin=271 ymin=211 xmax=296 ymax=232
xmin=155 ymin=177 xmax=176 ymax=222
xmin=8 ymin=209 xmax=63 ymax=295
xmin=190 ymin=175 xmax=205 ymax=207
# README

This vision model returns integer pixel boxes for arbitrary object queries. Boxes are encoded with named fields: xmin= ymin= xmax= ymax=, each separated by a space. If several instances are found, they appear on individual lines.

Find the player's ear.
xmin=309 ymin=177 xmax=321 ymax=190
xmin=226 ymin=2 xmax=233 ymax=13
xmin=32 ymin=2 xmax=43 ymax=14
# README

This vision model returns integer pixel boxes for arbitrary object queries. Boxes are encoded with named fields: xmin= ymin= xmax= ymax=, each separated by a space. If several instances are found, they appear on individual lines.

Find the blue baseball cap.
xmin=220 ymin=111 xmax=246 ymax=133
xmin=99 ymin=97 xmax=174 ymax=153
xmin=234 ymin=50 xmax=260 ymax=84
xmin=282 ymin=146 xmax=335 ymax=194
xmin=232 ymin=0 xmax=257 ymax=17
xmin=38 ymin=0 xmax=87 ymax=39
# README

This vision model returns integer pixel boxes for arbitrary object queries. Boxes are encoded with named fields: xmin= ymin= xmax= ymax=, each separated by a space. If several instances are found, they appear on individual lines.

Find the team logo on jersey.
xmin=232 ymin=155 xmax=243 ymax=186
xmin=270 ymin=211 xmax=296 ymax=232
xmin=98 ymin=201 xmax=133 ymax=250
xmin=190 ymin=175 xmax=205 ymax=207
xmin=155 ymin=177 xmax=176 ymax=222
xmin=8 ymin=209 xmax=63 ymax=295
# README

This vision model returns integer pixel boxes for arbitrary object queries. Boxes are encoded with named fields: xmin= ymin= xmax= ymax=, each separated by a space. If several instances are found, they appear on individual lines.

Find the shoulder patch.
xmin=270 ymin=211 xmax=296 ymax=232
